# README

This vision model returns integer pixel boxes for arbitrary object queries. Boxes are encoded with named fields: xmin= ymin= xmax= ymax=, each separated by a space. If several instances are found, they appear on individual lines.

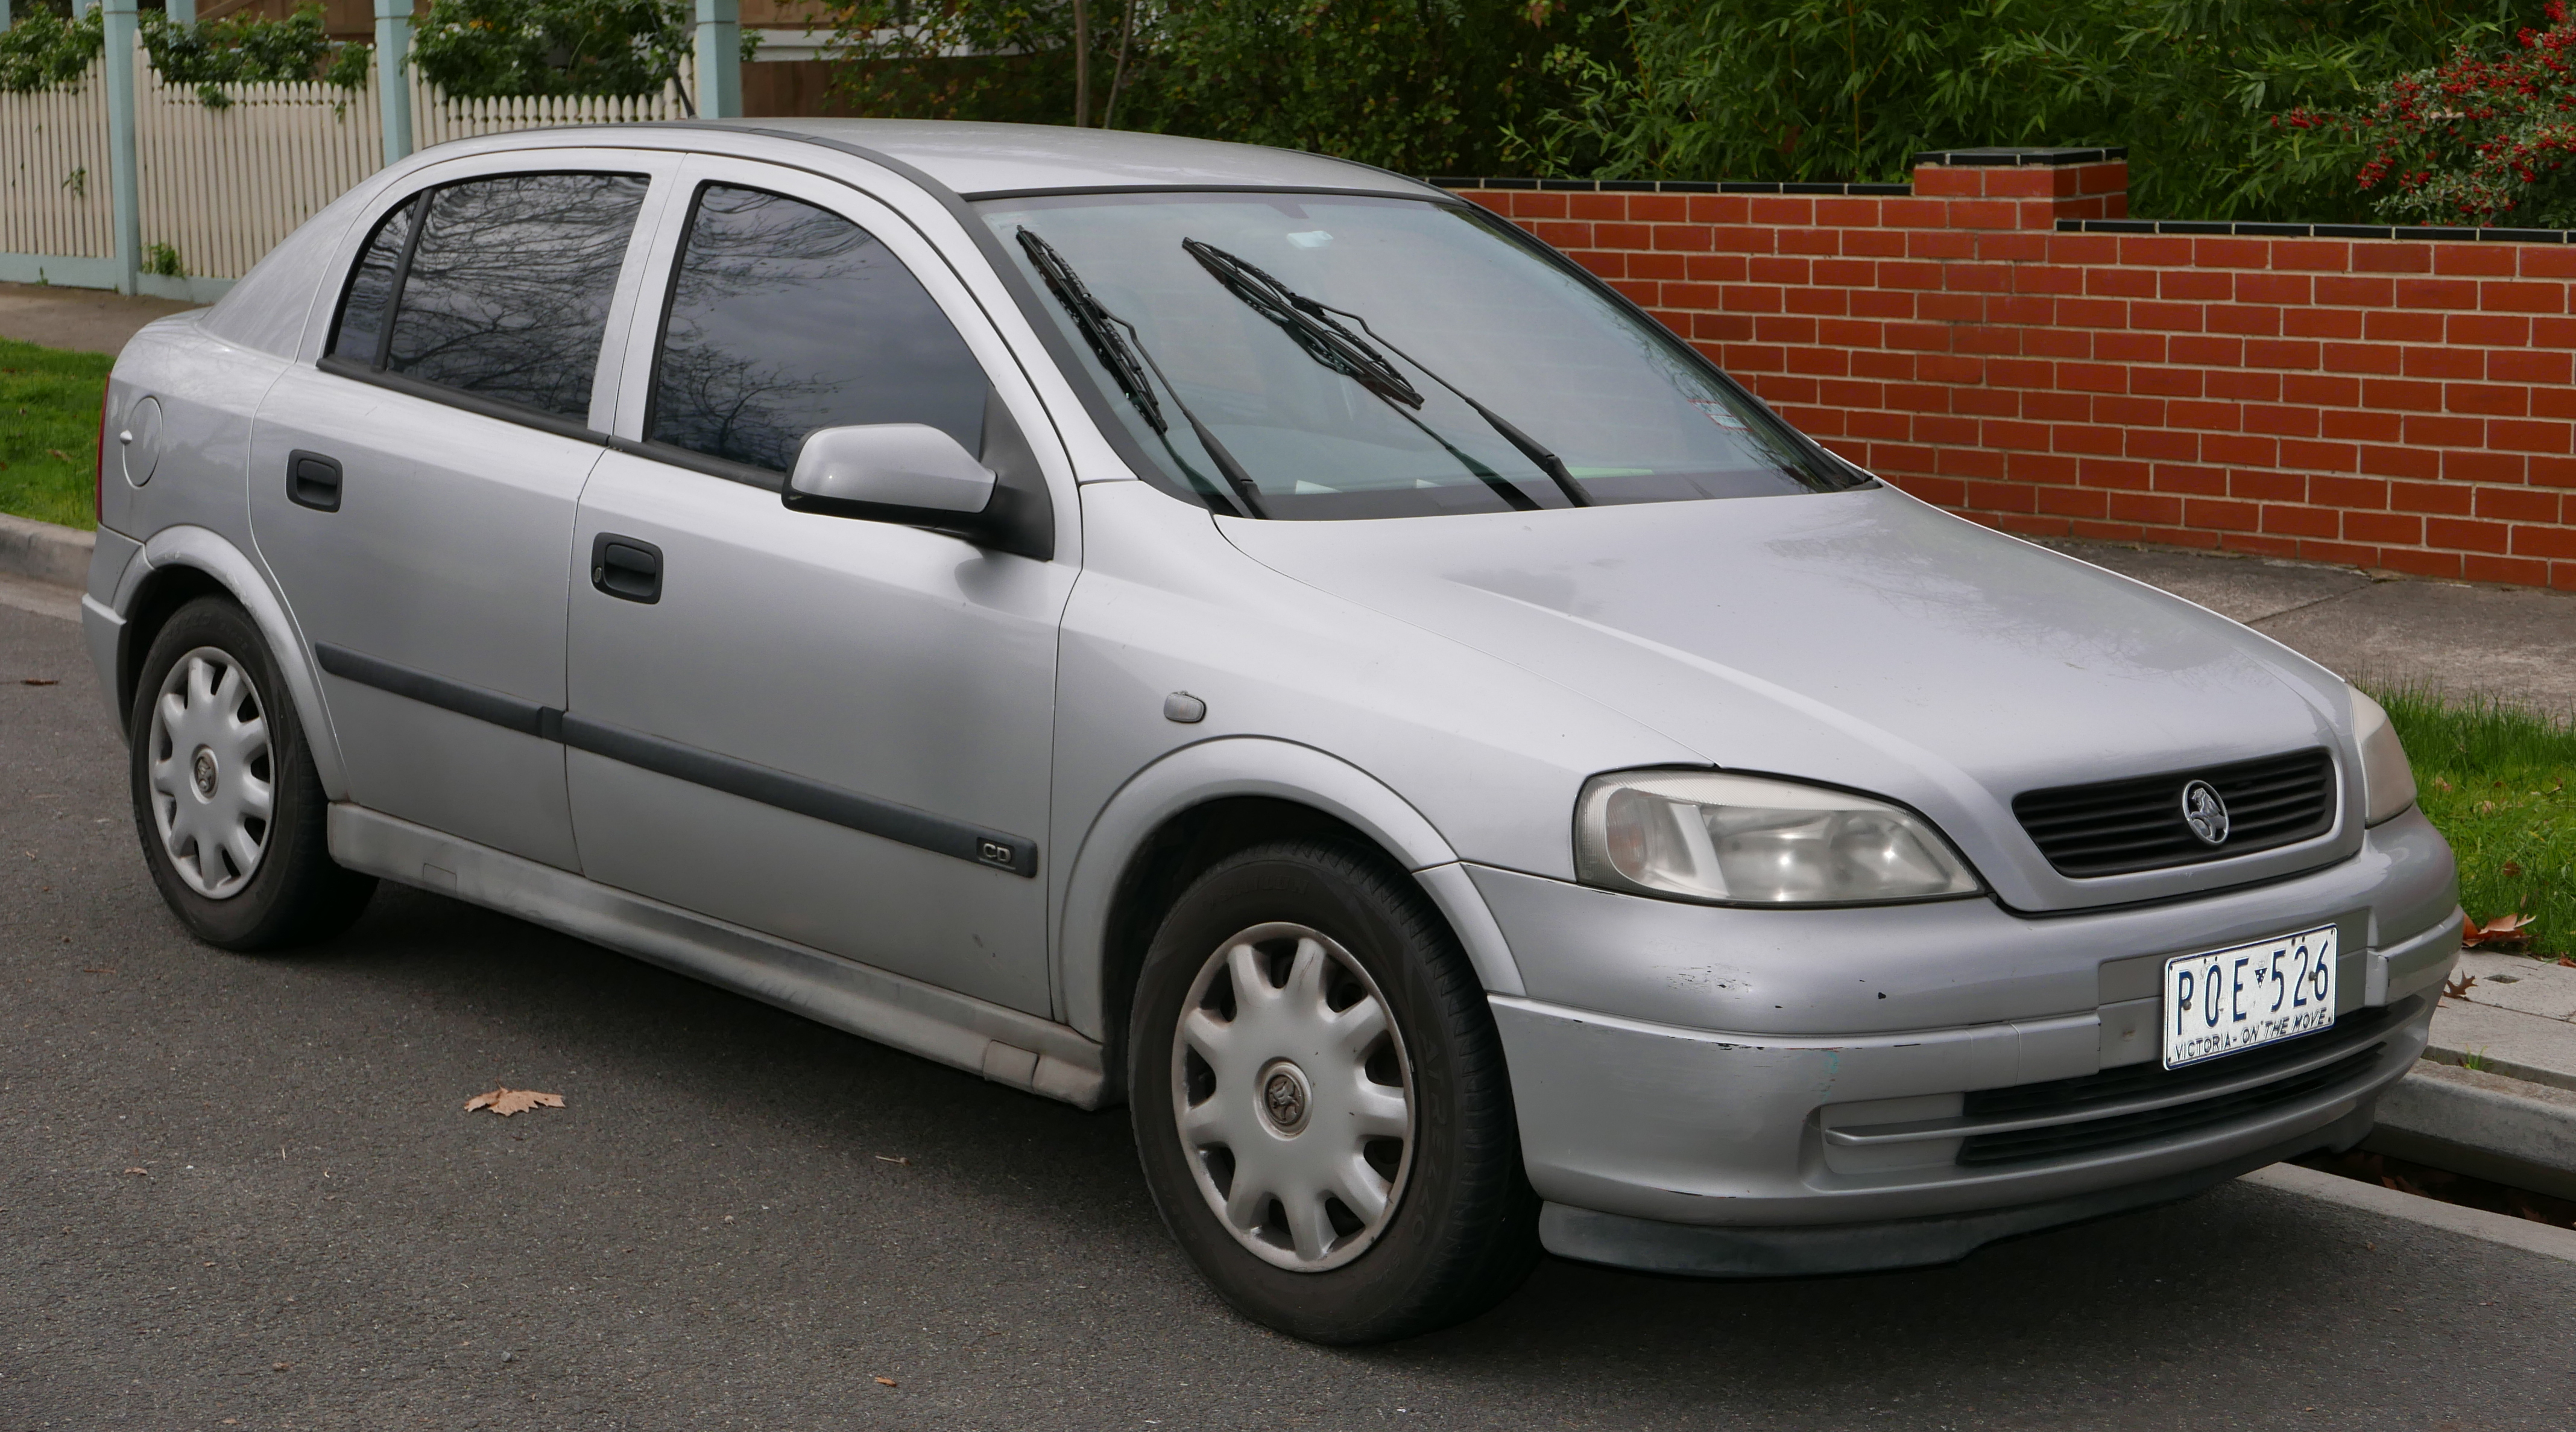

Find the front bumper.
xmin=1478 ymin=807 xmax=2458 ymax=1264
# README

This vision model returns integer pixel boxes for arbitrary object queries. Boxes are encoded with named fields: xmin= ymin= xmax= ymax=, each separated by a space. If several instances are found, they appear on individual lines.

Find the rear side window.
xmin=327 ymin=172 xmax=649 ymax=424
xmin=646 ymin=183 xmax=988 ymax=475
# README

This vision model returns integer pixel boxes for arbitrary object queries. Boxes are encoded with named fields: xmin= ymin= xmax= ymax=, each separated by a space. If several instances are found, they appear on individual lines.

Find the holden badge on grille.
xmin=2180 ymin=779 xmax=2229 ymax=845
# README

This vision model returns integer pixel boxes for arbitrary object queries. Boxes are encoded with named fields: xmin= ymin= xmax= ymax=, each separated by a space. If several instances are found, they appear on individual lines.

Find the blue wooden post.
xmin=103 ymin=0 xmax=141 ymax=294
xmin=694 ymin=0 xmax=741 ymax=119
xmin=374 ymin=0 xmax=412 ymax=166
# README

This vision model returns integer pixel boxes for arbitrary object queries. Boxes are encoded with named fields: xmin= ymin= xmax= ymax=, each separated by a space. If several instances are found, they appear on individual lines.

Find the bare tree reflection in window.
xmin=650 ymin=185 xmax=989 ymax=474
xmin=384 ymin=173 xmax=651 ymax=422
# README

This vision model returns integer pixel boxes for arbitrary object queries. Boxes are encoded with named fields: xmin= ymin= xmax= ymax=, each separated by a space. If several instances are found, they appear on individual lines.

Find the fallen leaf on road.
xmin=21 ymin=678 xmax=57 ymax=686
xmin=122 ymin=1167 xmax=147 ymax=1177
xmin=875 ymin=1155 xmax=910 ymax=1165
xmin=876 ymin=1377 xmax=897 ymax=1387
xmin=2442 ymin=972 xmax=2477 ymax=1000
xmin=464 ymin=1087 xmax=564 ymax=1117
xmin=271 ymin=1362 xmax=289 ymax=1371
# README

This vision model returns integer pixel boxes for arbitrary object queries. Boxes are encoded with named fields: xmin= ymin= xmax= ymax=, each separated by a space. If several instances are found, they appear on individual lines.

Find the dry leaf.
xmin=2461 ymin=913 xmax=2535 ymax=952
xmin=875 ymin=1155 xmax=910 ymax=1165
xmin=122 ymin=1167 xmax=147 ymax=1177
xmin=21 ymin=678 xmax=57 ymax=686
xmin=2432 ymin=776 xmax=2455 ymax=793
xmin=46 ymin=448 xmax=71 ymax=461
xmin=2502 ymin=861 xmax=2525 ymax=879
xmin=463 ymin=1086 xmax=564 ymax=1117
xmin=2442 ymin=972 xmax=2477 ymax=1000
xmin=876 ymin=1377 xmax=898 ymax=1387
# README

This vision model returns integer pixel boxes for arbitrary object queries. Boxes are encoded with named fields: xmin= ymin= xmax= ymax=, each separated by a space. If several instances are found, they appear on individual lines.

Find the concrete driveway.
xmin=8 ymin=600 xmax=2576 ymax=1427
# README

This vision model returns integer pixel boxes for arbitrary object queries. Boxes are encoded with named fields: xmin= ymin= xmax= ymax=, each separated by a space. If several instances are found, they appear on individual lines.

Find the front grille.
xmin=2013 ymin=749 xmax=2337 ymax=878
xmin=1951 ymin=996 xmax=2416 ymax=1167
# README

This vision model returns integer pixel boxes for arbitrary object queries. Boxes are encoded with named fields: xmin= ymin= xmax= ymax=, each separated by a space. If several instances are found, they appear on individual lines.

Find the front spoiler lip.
xmin=1537 ymin=1103 xmax=2379 ymax=1279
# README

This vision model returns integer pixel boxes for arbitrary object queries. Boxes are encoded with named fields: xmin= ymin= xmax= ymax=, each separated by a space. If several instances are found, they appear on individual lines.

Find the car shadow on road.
xmin=280 ymin=883 xmax=2530 ymax=1422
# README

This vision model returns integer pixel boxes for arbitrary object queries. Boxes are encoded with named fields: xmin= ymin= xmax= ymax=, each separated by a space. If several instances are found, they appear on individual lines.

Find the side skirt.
xmin=327 ymin=803 xmax=1106 ymax=1108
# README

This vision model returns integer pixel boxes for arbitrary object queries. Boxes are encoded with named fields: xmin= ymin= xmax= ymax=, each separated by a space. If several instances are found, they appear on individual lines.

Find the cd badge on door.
xmin=2180 ymin=779 xmax=2230 ymax=845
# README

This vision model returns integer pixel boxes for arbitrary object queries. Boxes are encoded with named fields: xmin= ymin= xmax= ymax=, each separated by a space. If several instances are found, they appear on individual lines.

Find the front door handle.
xmin=590 ymin=533 xmax=663 ymax=604
xmin=287 ymin=449 xmax=342 ymax=512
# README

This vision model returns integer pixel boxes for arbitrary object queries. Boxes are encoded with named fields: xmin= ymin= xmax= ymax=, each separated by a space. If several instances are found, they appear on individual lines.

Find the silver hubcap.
xmin=1172 ymin=922 xmax=1414 ymax=1272
xmin=147 ymin=647 xmax=273 ymax=899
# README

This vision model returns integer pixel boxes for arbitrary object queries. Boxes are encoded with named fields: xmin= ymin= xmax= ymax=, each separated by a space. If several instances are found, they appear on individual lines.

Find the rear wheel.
xmin=1128 ymin=838 xmax=1539 ymax=1343
xmin=129 ymin=597 xmax=373 ymax=950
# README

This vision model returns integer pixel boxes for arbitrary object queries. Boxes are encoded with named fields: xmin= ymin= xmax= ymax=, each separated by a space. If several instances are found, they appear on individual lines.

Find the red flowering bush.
xmin=2282 ymin=0 xmax=2576 ymax=226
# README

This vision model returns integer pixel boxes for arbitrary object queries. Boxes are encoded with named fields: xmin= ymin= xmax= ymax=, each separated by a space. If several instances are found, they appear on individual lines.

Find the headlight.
xmin=1574 ymin=770 xmax=1981 ymax=906
xmin=2349 ymin=688 xmax=2417 ymax=826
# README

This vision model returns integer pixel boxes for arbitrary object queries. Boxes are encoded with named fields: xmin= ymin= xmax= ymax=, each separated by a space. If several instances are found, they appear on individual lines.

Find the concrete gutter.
xmin=0 ymin=513 xmax=93 ymax=590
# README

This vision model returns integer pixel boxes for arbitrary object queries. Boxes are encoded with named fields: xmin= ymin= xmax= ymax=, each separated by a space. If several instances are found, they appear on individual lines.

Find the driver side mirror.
xmin=782 ymin=423 xmax=998 ymax=533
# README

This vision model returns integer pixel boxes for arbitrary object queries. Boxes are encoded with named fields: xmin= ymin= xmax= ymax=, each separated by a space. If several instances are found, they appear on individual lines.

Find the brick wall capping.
xmin=1913 ymin=146 xmax=2129 ymax=166
xmin=1427 ymin=177 xmax=1913 ymax=197
xmin=2059 ymin=218 xmax=2571 ymax=244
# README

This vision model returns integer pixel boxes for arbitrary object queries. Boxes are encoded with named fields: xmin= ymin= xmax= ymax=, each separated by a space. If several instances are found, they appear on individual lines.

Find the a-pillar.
xmin=101 ymin=0 xmax=140 ymax=294
xmin=695 ymin=0 xmax=741 ymax=119
xmin=374 ymin=0 xmax=413 ymax=167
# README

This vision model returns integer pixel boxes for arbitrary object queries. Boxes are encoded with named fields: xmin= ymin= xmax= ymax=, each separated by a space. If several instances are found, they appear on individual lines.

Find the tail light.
xmin=95 ymin=377 xmax=113 ymax=524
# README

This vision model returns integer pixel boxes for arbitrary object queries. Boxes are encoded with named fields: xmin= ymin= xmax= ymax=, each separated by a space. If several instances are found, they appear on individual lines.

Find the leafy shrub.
xmin=0 ymin=4 xmax=103 ymax=92
xmin=410 ymin=0 xmax=755 ymax=108
xmin=814 ymin=0 xmax=1589 ymax=177
xmin=1512 ymin=0 xmax=2540 ymax=221
xmin=2279 ymin=0 xmax=2576 ymax=224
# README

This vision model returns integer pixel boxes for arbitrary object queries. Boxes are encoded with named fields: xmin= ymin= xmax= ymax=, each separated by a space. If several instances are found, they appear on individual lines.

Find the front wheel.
xmin=128 ymin=596 xmax=374 ymax=950
xmin=1128 ymin=839 xmax=1539 ymax=1343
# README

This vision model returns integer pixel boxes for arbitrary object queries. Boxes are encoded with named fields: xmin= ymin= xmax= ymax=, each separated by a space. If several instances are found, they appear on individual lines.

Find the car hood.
xmin=1217 ymin=486 xmax=2362 ymax=912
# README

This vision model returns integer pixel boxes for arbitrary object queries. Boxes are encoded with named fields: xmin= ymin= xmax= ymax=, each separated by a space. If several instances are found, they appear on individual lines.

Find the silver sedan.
xmin=84 ymin=119 xmax=2460 ymax=1344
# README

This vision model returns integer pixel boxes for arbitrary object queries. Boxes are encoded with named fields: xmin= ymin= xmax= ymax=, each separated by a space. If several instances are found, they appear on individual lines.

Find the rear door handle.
xmin=590 ymin=533 xmax=662 ymax=604
xmin=287 ymin=450 xmax=342 ymax=512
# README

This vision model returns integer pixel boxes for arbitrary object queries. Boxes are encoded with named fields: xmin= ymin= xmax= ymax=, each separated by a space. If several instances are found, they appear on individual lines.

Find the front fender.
xmin=115 ymin=525 xmax=348 ymax=800
xmin=1053 ymin=735 xmax=1525 ymax=1043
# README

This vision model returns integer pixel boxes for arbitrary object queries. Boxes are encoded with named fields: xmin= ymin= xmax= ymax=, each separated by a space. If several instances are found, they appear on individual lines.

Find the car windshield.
xmin=977 ymin=191 xmax=1864 ymax=520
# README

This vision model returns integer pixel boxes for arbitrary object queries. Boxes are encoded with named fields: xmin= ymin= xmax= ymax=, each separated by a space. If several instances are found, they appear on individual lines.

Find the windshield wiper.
xmin=1016 ymin=227 xmax=1267 ymax=519
xmin=1182 ymin=239 xmax=1591 ymax=509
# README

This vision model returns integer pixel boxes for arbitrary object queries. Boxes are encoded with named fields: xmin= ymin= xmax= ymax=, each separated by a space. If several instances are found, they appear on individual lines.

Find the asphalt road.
xmin=5 ymin=600 xmax=2574 ymax=1431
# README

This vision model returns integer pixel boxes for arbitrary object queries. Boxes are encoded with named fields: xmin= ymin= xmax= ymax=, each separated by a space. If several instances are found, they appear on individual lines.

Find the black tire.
xmin=1128 ymin=838 xmax=1539 ymax=1344
xmin=128 ymin=596 xmax=374 ymax=950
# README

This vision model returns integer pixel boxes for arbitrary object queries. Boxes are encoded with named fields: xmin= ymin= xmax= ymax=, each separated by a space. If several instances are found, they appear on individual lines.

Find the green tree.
xmin=1514 ymin=0 xmax=2538 ymax=221
xmin=815 ymin=0 xmax=1590 ymax=176
xmin=409 ymin=0 xmax=755 ymax=107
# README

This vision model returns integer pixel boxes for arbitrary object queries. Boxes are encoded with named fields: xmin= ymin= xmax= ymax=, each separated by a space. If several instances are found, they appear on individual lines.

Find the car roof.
xmin=669 ymin=118 xmax=1442 ymax=201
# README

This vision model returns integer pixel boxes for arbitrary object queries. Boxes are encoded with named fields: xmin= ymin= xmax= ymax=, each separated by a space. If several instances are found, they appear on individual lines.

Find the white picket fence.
xmin=2 ymin=41 xmax=696 ymax=283
xmin=0 ymin=65 xmax=112 ymax=263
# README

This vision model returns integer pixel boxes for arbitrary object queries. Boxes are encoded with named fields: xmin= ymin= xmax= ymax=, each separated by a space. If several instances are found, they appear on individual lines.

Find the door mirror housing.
xmin=783 ymin=423 xmax=998 ymax=531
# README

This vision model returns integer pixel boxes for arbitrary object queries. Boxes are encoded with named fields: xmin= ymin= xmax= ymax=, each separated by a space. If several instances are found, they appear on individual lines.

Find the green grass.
xmin=0 ymin=337 xmax=113 ymax=532
xmin=2374 ymin=686 xmax=2576 ymax=960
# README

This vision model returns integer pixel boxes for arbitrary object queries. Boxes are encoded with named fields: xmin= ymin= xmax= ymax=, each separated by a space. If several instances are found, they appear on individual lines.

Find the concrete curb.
xmin=2368 ymin=1059 xmax=2576 ymax=1202
xmin=0 ymin=512 xmax=93 ymax=591
xmin=2241 ymin=1162 xmax=2576 ymax=1264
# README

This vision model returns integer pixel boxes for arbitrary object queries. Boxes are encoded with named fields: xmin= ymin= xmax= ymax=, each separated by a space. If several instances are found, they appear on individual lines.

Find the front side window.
xmin=980 ymin=191 xmax=1863 ymax=520
xmin=647 ymin=183 xmax=990 ymax=475
xmin=329 ymin=171 xmax=650 ymax=423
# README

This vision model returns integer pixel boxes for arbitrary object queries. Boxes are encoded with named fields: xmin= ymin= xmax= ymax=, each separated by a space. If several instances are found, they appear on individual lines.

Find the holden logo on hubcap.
xmin=191 ymin=747 xmax=218 ymax=799
xmin=2180 ymin=779 xmax=2229 ymax=845
xmin=1260 ymin=1062 xmax=1311 ymax=1135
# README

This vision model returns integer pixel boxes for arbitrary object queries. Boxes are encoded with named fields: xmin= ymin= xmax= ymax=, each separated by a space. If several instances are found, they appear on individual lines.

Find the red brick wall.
xmin=1452 ymin=159 xmax=2576 ymax=591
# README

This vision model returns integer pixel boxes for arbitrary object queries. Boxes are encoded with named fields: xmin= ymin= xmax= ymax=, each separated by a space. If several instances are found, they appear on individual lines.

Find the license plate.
xmin=2162 ymin=925 xmax=2338 ymax=1069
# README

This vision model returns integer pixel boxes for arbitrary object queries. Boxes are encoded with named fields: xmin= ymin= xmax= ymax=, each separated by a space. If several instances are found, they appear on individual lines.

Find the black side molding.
xmin=309 ymin=642 xmax=1036 ymax=876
